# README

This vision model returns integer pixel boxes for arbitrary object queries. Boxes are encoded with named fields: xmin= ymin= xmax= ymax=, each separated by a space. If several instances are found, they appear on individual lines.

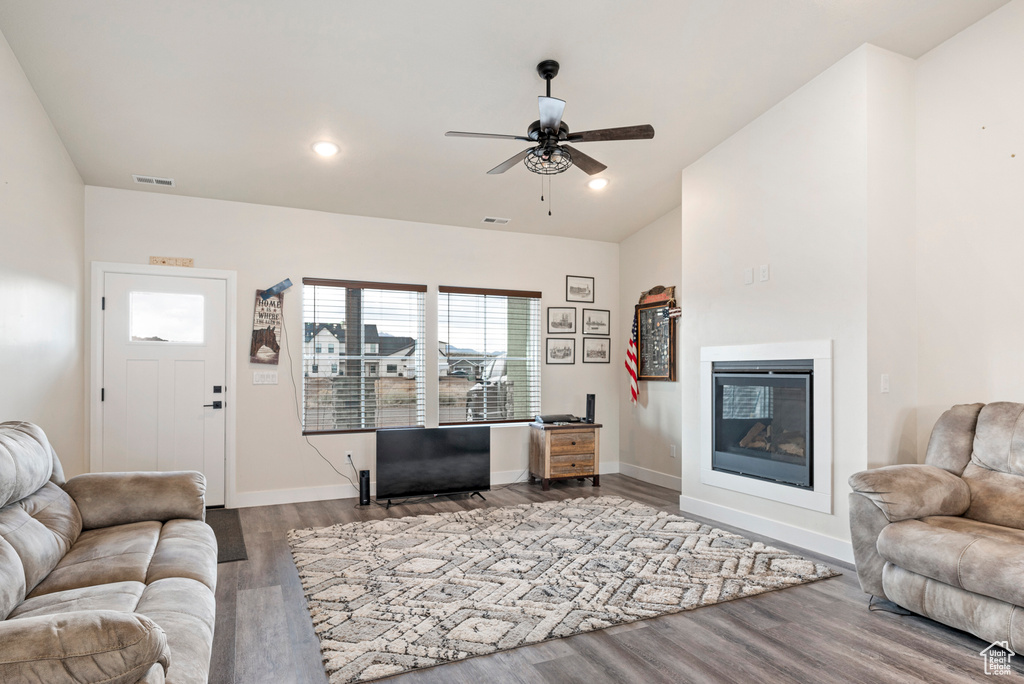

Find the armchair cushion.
xmin=848 ymin=463 xmax=970 ymax=522
xmin=64 ymin=471 xmax=206 ymax=530
xmin=878 ymin=516 xmax=1024 ymax=607
xmin=0 ymin=610 xmax=170 ymax=684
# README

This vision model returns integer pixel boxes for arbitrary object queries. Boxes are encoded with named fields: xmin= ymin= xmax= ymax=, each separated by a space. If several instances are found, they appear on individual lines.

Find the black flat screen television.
xmin=375 ymin=425 xmax=490 ymax=501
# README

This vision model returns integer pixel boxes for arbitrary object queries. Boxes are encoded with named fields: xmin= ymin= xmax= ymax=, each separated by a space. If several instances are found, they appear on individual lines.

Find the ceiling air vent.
xmin=132 ymin=174 xmax=176 ymax=188
xmin=482 ymin=216 xmax=511 ymax=225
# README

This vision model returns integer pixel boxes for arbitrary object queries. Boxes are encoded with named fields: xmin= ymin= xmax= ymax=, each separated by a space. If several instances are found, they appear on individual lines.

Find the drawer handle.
xmin=571 ymin=441 xmax=576 ymax=445
xmin=571 ymin=463 xmax=576 ymax=468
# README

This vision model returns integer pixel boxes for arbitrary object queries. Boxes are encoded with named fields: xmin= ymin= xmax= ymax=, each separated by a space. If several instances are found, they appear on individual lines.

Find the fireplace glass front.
xmin=712 ymin=360 xmax=812 ymax=489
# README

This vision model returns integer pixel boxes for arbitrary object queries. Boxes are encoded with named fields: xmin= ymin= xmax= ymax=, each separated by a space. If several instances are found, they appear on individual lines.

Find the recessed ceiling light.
xmin=587 ymin=178 xmax=609 ymax=190
xmin=312 ymin=141 xmax=339 ymax=157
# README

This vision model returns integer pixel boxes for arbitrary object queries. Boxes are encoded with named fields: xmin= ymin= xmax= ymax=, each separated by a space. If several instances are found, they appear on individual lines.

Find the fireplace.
xmin=712 ymin=360 xmax=813 ymax=489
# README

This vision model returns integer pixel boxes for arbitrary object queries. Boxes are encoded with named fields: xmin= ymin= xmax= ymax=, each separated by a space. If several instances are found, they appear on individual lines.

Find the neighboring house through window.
xmin=303 ymin=278 xmax=426 ymax=432
xmin=438 ymin=286 xmax=541 ymax=424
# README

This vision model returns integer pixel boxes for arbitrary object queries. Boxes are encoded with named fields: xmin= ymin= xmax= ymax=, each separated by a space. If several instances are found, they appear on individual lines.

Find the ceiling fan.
xmin=445 ymin=60 xmax=655 ymax=177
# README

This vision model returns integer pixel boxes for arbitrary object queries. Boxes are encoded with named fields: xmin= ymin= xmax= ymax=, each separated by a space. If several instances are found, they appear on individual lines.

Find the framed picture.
xmin=582 ymin=337 xmax=611 ymax=363
xmin=547 ymin=307 xmax=576 ymax=334
xmin=635 ymin=302 xmax=676 ymax=381
xmin=582 ymin=308 xmax=610 ymax=335
xmin=546 ymin=338 xmax=575 ymax=364
xmin=565 ymin=275 xmax=594 ymax=303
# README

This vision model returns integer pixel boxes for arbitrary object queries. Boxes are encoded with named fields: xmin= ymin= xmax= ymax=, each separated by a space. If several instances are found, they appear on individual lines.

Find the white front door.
xmin=100 ymin=271 xmax=227 ymax=506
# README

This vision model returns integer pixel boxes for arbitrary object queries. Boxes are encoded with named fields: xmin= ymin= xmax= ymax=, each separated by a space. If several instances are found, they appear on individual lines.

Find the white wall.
xmin=84 ymin=187 xmax=619 ymax=504
xmin=678 ymin=47 xmax=870 ymax=545
xmin=915 ymin=0 xmax=1024 ymax=448
xmin=617 ymin=206 xmax=682 ymax=490
xmin=865 ymin=47 xmax=918 ymax=468
xmin=0 ymin=28 xmax=85 ymax=474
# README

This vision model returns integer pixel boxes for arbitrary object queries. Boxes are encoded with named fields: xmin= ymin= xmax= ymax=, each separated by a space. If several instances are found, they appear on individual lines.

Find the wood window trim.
xmin=303 ymin=277 xmax=427 ymax=293
xmin=439 ymin=285 xmax=542 ymax=299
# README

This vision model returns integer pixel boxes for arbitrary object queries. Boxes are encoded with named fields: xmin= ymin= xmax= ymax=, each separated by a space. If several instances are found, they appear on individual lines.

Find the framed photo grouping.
xmin=582 ymin=308 xmax=610 ymax=335
xmin=582 ymin=337 xmax=611 ymax=363
xmin=565 ymin=275 xmax=594 ymax=303
xmin=545 ymin=338 xmax=575 ymax=364
xmin=547 ymin=307 xmax=576 ymax=334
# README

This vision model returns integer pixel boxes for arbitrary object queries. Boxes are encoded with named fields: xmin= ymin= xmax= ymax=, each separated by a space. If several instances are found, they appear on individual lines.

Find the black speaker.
xmin=585 ymin=394 xmax=595 ymax=424
xmin=359 ymin=469 xmax=370 ymax=506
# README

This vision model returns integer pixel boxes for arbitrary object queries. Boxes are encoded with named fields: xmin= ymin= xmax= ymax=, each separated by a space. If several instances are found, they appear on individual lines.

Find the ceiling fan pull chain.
xmin=541 ymin=175 xmax=544 ymax=202
xmin=548 ymin=178 xmax=553 ymax=217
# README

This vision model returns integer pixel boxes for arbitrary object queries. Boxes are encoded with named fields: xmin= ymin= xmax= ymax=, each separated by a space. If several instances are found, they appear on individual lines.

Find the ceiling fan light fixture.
xmin=524 ymin=146 xmax=572 ymax=175
xmin=311 ymin=141 xmax=339 ymax=157
xmin=587 ymin=178 xmax=609 ymax=190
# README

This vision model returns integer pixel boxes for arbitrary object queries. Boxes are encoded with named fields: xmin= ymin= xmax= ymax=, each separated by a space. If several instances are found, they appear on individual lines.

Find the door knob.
xmin=203 ymin=401 xmax=223 ymax=409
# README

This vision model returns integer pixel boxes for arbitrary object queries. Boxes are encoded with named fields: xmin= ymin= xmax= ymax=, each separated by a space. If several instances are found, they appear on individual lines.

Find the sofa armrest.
xmin=0 ymin=610 xmax=170 ymax=684
xmin=64 ymin=470 xmax=206 ymax=530
xmin=848 ymin=464 xmax=970 ymax=523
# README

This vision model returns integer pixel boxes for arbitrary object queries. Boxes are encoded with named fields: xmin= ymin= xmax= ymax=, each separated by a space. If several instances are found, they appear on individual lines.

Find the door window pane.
xmin=130 ymin=292 xmax=204 ymax=343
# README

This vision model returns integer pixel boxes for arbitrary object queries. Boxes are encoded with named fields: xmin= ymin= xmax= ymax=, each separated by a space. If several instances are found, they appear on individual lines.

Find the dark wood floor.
xmin=209 ymin=475 xmax=1017 ymax=683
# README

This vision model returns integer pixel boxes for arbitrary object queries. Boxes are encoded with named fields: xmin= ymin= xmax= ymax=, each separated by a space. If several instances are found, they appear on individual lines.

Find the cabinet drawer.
xmin=550 ymin=431 xmax=595 ymax=455
xmin=551 ymin=458 xmax=595 ymax=477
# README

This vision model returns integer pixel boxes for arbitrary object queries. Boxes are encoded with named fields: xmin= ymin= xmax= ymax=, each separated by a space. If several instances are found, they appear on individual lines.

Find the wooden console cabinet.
xmin=528 ymin=423 xmax=601 ymax=491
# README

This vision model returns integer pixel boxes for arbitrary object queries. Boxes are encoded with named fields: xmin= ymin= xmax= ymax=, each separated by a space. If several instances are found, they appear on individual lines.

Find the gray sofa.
xmin=849 ymin=402 xmax=1024 ymax=650
xmin=0 ymin=421 xmax=217 ymax=683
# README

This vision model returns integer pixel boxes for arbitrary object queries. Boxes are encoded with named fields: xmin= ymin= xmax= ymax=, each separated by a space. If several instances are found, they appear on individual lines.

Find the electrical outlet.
xmin=881 ymin=374 xmax=890 ymax=394
xmin=346 ymin=451 xmax=354 ymax=462
xmin=253 ymin=371 xmax=278 ymax=385
xmin=759 ymin=264 xmax=770 ymax=282
xmin=743 ymin=268 xmax=754 ymax=285
xmin=670 ymin=444 xmax=677 ymax=459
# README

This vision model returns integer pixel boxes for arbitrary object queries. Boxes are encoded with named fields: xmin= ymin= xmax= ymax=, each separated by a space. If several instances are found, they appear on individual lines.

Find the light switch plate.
xmin=759 ymin=264 xmax=770 ymax=282
xmin=881 ymin=374 xmax=890 ymax=393
xmin=744 ymin=268 xmax=754 ymax=285
xmin=253 ymin=371 xmax=278 ymax=385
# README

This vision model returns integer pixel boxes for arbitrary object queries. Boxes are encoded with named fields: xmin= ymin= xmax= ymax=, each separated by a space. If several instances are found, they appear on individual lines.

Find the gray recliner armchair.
xmin=849 ymin=402 xmax=1024 ymax=650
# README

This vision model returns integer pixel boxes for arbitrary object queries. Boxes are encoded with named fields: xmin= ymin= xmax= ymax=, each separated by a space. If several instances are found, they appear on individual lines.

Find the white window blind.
xmin=303 ymin=278 xmax=426 ymax=433
xmin=438 ymin=286 xmax=541 ymax=424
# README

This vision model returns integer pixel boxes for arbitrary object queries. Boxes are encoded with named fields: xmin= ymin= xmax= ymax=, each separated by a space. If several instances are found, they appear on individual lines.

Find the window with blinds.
xmin=302 ymin=279 xmax=426 ymax=433
xmin=439 ymin=286 xmax=541 ymax=424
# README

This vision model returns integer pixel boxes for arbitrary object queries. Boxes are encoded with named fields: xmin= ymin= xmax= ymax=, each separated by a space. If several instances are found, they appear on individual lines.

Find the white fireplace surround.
xmin=699 ymin=340 xmax=833 ymax=514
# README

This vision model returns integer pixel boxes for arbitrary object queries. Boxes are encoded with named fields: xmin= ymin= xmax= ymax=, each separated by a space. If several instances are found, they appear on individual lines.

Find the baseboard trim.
xmin=233 ymin=462 xmax=622 ymax=509
xmin=618 ymin=462 xmax=681 ymax=492
xmin=678 ymin=494 xmax=854 ymax=564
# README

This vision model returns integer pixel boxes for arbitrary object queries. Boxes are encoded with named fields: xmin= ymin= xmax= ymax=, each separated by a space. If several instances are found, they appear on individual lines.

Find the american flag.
xmin=625 ymin=311 xmax=638 ymax=404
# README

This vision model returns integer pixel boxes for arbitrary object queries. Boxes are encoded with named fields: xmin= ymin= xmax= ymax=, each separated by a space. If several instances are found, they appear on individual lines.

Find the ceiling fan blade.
xmin=562 ymin=145 xmax=607 ymax=176
xmin=565 ymin=124 xmax=655 ymax=143
xmin=446 ymin=131 xmax=532 ymax=141
xmin=538 ymin=97 xmax=566 ymax=132
xmin=487 ymin=148 xmax=533 ymax=175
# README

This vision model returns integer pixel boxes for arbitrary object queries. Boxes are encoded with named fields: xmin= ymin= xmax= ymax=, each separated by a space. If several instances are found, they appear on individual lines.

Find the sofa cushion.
xmin=961 ymin=462 xmax=1024 ymax=530
xmin=924 ymin=403 xmax=983 ymax=475
xmin=0 ymin=609 xmax=170 ymax=684
xmin=0 ymin=482 xmax=82 ymax=613
xmin=147 ymin=519 xmax=218 ymax=591
xmin=0 ymin=421 xmax=54 ymax=508
xmin=0 ymin=538 xmax=25 ymax=620
xmin=972 ymin=402 xmax=1024 ymax=476
xmin=137 ymin=578 xmax=216 ymax=684
xmin=10 ymin=581 xmax=145 ymax=620
xmin=29 ymin=521 xmax=161 ymax=598
xmin=877 ymin=516 xmax=1024 ymax=607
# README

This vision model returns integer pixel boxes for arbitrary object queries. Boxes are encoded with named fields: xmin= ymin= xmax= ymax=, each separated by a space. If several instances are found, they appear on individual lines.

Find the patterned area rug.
xmin=288 ymin=496 xmax=839 ymax=683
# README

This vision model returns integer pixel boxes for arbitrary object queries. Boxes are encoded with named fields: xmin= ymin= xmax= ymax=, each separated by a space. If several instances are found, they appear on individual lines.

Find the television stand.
xmin=384 ymin=490 xmax=487 ymax=509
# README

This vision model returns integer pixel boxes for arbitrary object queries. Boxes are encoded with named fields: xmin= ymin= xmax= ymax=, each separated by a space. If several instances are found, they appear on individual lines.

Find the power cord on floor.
xmin=281 ymin=314 xmax=356 ymax=490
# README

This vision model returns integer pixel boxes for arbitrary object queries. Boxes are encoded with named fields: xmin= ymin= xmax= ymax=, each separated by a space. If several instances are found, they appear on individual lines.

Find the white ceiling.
xmin=0 ymin=0 xmax=1008 ymax=242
